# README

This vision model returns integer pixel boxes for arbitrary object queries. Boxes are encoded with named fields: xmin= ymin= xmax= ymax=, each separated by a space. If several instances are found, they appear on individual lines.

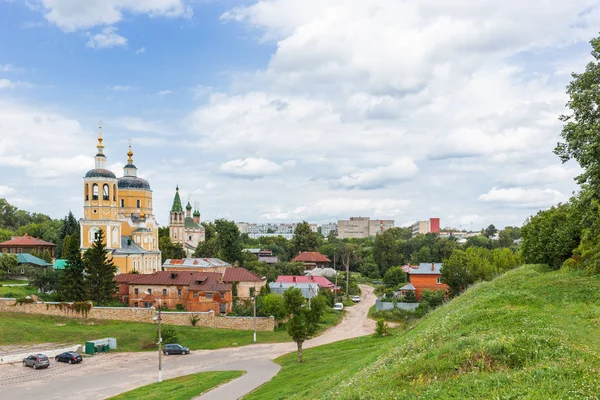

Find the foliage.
xmin=370 ymin=306 xmax=415 ymax=323
xmin=415 ymin=289 xmax=445 ymax=317
xmin=283 ymin=287 xmax=327 ymax=362
xmin=483 ymin=224 xmax=498 ymax=238
xmin=261 ymin=293 xmax=287 ymax=322
xmin=382 ymin=266 xmax=406 ymax=286
xmin=58 ymin=234 xmax=86 ymax=302
xmin=375 ymin=318 xmax=390 ymax=337
xmin=83 ymin=229 xmax=117 ymax=305
xmin=14 ymin=296 xmax=35 ymax=305
xmin=215 ymin=219 xmax=243 ymax=264
xmin=159 ymin=235 xmax=186 ymax=263
xmin=290 ymin=221 xmax=320 ymax=256
xmin=373 ymin=229 xmax=407 ymax=275
xmin=175 ymin=304 xmax=185 ymax=311
xmin=402 ymin=290 xmax=417 ymax=303
xmin=0 ymin=253 xmax=18 ymax=279
xmin=28 ymin=268 xmax=61 ymax=293
xmin=107 ymin=371 xmax=245 ymax=400
xmin=190 ymin=314 xmax=200 ymax=326
xmin=56 ymin=211 xmax=80 ymax=259
xmin=159 ymin=324 xmax=179 ymax=345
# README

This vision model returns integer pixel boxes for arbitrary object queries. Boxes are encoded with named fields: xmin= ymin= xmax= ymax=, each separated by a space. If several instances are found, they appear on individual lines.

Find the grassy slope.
xmin=0 ymin=309 xmax=342 ymax=352
xmin=247 ymin=265 xmax=600 ymax=399
xmin=108 ymin=371 xmax=244 ymax=400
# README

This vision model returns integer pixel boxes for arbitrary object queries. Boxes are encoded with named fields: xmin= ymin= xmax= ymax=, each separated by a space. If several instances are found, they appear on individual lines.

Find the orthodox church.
xmin=80 ymin=126 xmax=161 ymax=274
xmin=169 ymin=186 xmax=205 ymax=256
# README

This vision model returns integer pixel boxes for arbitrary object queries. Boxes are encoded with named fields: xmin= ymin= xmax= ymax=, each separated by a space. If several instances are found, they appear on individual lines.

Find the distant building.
xmin=411 ymin=218 xmax=441 ymax=237
xmin=162 ymin=258 xmax=232 ymax=274
xmin=337 ymin=217 xmax=394 ymax=239
xmin=292 ymin=251 xmax=331 ymax=270
xmin=269 ymin=281 xmax=320 ymax=299
xmin=168 ymin=186 xmax=205 ymax=256
xmin=0 ymin=234 xmax=56 ymax=258
xmin=235 ymin=222 xmax=317 ymax=239
xmin=320 ymin=222 xmax=338 ymax=237
xmin=243 ymin=249 xmax=279 ymax=264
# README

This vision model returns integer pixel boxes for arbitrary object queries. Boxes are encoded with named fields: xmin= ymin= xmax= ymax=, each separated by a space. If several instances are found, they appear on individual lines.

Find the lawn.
xmin=0 ymin=285 xmax=41 ymax=298
xmin=108 ymin=371 xmax=244 ymax=400
xmin=245 ymin=265 xmax=600 ymax=399
xmin=0 ymin=279 xmax=29 ymax=285
xmin=0 ymin=308 xmax=343 ymax=352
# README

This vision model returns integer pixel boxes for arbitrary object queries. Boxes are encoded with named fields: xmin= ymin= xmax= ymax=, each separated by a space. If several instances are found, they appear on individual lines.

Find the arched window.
xmin=148 ymin=200 xmax=151 ymax=208
xmin=136 ymin=199 xmax=141 ymax=208
xmin=120 ymin=199 xmax=124 ymax=208
xmin=89 ymin=227 xmax=100 ymax=243
xmin=112 ymin=227 xmax=118 ymax=244
xmin=92 ymin=184 xmax=99 ymax=200
xmin=85 ymin=184 xmax=89 ymax=200
xmin=113 ymin=185 xmax=116 ymax=201
xmin=103 ymin=184 xmax=109 ymax=201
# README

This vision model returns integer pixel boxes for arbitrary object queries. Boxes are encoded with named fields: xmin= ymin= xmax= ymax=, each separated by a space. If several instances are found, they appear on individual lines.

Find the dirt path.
xmin=0 ymin=284 xmax=377 ymax=400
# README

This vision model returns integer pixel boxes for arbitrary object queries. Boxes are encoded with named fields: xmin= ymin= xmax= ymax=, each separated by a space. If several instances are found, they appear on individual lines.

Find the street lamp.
xmin=145 ymin=292 xmax=162 ymax=383
xmin=251 ymin=296 xmax=257 ymax=342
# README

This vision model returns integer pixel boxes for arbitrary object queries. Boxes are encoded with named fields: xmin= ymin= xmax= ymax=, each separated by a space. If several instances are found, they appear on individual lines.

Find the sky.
xmin=0 ymin=0 xmax=598 ymax=230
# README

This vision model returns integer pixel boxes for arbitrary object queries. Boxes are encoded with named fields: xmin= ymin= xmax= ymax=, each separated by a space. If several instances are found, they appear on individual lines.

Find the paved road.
xmin=0 ymin=285 xmax=376 ymax=400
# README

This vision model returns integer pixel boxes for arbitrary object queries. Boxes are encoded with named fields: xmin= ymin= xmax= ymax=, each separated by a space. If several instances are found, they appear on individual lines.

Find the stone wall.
xmin=0 ymin=298 xmax=274 ymax=331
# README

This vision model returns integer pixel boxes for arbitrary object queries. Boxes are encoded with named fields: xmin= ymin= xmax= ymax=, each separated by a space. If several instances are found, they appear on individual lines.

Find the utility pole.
xmin=252 ymin=297 xmax=257 ymax=342
xmin=158 ymin=300 xmax=162 ymax=383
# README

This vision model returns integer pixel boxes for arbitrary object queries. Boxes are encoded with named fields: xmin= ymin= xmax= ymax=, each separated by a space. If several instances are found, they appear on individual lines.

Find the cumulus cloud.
xmin=86 ymin=27 xmax=127 ymax=49
xmin=0 ymin=79 xmax=33 ymax=89
xmin=135 ymin=46 xmax=146 ymax=54
xmin=0 ymin=186 xmax=16 ymax=196
xmin=478 ymin=187 xmax=568 ymax=208
xmin=157 ymin=90 xmax=172 ymax=96
xmin=220 ymin=157 xmax=291 ymax=178
xmin=39 ymin=0 xmax=191 ymax=32
xmin=109 ymin=84 xmax=133 ymax=91
xmin=337 ymin=158 xmax=419 ymax=189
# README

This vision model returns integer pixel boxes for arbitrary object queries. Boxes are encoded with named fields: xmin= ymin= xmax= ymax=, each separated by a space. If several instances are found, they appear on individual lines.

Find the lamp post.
xmin=145 ymin=292 xmax=162 ymax=383
xmin=252 ymin=296 xmax=257 ymax=342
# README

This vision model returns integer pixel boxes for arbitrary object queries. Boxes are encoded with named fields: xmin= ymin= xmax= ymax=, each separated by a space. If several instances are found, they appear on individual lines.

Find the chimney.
xmin=293 ymin=276 xmax=296 ymax=283
xmin=431 ymin=262 xmax=435 ymax=271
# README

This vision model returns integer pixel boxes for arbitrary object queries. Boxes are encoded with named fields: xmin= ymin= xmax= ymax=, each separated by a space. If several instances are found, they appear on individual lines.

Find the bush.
xmin=175 ymin=304 xmax=185 ymax=311
xmin=190 ymin=314 xmax=200 ymax=326
xmin=159 ymin=324 xmax=178 ymax=345
xmin=402 ymin=290 xmax=417 ymax=303
xmin=371 ymin=307 xmax=415 ymax=323
xmin=375 ymin=319 xmax=390 ymax=337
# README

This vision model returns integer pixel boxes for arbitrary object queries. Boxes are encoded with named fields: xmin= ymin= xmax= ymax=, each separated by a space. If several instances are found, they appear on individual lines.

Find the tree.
xmin=261 ymin=293 xmax=287 ymax=325
xmin=0 ymin=253 xmax=18 ymax=280
xmin=83 ymin=229 xmax=117 ymax=305
xmin=215 ymin=219 xmax=242 ymax=264
xmin=484 ymin=224 xmax=497 ymax=239
xmin=383 ymin=266 xmax=406 ymax=287
xmin=283 ymin=288 xmax=326 ymax=362
xmin=58 ymin=234 xmax=86 ymax=301
xmin=555 ymin=35 xmax=600 ymax=197
xmin=464 ymin=235 xmax=491 ymax=249
xmin=373 ymin=229 xmax=405 ymax=275
xmin=29 ymin=267 xmax=61 ymax=293
xmin=57 ymin=211 xmax=80 ymax=259
xmin=290 ymin=221 xmax=319 ymax=256
xmin=441 ymin=249 xmax=473 ymax=296
xmin=159 ymin=235 xmax=186 ymax=263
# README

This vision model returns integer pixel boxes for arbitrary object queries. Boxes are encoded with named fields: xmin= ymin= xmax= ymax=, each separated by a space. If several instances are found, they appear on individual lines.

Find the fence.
xmin=375 ymin=298 xmax=419 ymax=312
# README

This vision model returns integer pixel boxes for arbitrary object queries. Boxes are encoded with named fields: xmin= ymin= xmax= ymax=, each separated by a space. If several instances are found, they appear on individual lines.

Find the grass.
xmin=0 ymin=308 xmax=343 ymax=352
xmin=244 ymin=265 xmax=600 ymax=399
xmin=0 ymin=279 xmax=29 ymax=285
xmin=0 ymin=285 xmax=40 ymax=298
xmin=107 ymin=370 xmax=244 ymax=400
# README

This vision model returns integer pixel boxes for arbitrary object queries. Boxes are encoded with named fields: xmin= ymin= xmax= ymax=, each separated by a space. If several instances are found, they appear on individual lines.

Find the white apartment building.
xmin=320 ymin=222 xmax=338 ymax=237
xmin=236 ymin=222 xmax=318 ymax=238
xmin=337 ymin=217 xmax=395 ymax=239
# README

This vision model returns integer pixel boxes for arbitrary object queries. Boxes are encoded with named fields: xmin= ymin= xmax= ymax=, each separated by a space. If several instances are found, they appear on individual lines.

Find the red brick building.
xmin=402 ymin=262 xmax=449 ymax=301
xmin=292 ymin=251 xmax=331 ymax=270
xmin=0 ymin=234 xmax=56 ymax=258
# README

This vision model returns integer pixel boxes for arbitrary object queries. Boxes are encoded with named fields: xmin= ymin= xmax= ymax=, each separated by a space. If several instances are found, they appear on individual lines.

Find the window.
xmin=143 ymin=302 xmax=153 ymax=308
xmin=134 ymin=302 xmax=139 ymax=308
xmin=189 ymin=236 xmax=192 ymax=241
xmin=193 ymin=292 xmax=198 ymax=298
xmin=206 ymin=293 xmax=213 ymax=300
xmin=136 ymin=199 xmax=141 ymax=208
xmin=92 ymin=184 xmax=99 ymax=200
xmin=135 ymin=288 xmax=139 ymax=295
xmin=120 ymin=199 xmax=124 ymax=208
xmin=17 ymin=248 xmax=22 ymax=254
xmin=147 ymin=288 xmax=152 ymax=295
xmin=1 ymin=248 xmax=7 ymax=253
xmin=103 ymin=184 xmax=109 ymax=200
xmin=437 ymin=277 xmax=442 ymax=284
xmin=10 ymin=248 xmax=15 ymax=254
xmin=178 ymin=289 xmax=182 ymax=298
xmin=113 ymin=185 xmax=116 ymax=201
xmin=148 ymin=200 xmax=151 ymax=208
xmin=221 ymin=292 xmax=226 ymax=298
xmin=112 ymin=227 xmax=118 ymax=244
xmin=163 ymin=289 xmax=167 ymax=296
xmin=85 ymin=184 xmax=89 ymax=200
xmin=20 ymin=268 xmax=25 ymax=275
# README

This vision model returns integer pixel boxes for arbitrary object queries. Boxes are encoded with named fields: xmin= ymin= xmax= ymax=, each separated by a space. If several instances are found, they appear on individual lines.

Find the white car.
xmin=351 ymin=295 xmax=361 ymax=303
xmin=333 ymin=302 xmax=344 ymax=311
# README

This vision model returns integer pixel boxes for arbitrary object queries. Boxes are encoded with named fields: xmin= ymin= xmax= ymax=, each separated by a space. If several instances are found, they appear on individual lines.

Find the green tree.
xmin=498 ymin=226 xmax=521 ymax=248
xmin=215 ymin=219 xmax=242 ymax=264
xmin=29 ymin=267 xmax=61 ymax=293
xmin=441 ymin=249 xmax=473 ymax=296
xmin=0 ymin=253 xmax=18 ymax=279
xmin=464 ymin=235 xmax=491 ymax=249
xmin=555 ymin=35 xmax=600 ymax=197
xmin=484 ymin=224 xmax=498 ymax=238
xmin=159 ymin=235 xmax=186 ymax=263
xmin=290 ymin=221 xmax=320 ymax=256
xmin=58 ymin=234 xmax=86 ymax=301
xmin=283 ymin=288 xmax=327 ymax=362
xmin=373 ymin=229 xmax=406 ymax=275
xmin=383 ymin=266 xmax=406 ymax=287
xmin=83 ymin=229 xmax=117 ymax=305
xmin=57 ymin=211 xmax=80 ymax=259
xmin=261 ymin=293 xmax=287 ymax=324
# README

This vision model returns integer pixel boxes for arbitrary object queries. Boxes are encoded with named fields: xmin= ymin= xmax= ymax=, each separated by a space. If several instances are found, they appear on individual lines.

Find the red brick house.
xmin=292 ymin=251 xmax=331 ymax=270
xmin=402 ymin=263 xmax=449 ymax=301
xmin=115 ymin=271 xmax=232 ymax=313
xmin=0 ymin=234 xmax=56 ymax=258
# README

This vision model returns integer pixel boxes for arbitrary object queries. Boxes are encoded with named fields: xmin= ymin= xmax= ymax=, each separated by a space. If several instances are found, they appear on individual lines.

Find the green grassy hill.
xmin=246 ymin=265 xmax=600 ymax=399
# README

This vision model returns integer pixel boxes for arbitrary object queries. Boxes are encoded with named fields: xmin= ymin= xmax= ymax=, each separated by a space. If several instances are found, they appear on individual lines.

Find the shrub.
xmin=403 ymin=291 xmax=417 ymax=303
xmin=175 ymin=304 xmax=185 ymax=311
xmin=158 ymin=324 xmax=178 ymax=345
xmin=371 ymin=307 xmax=415 ymax=323
xmin=375 ymin=319 xmax=390 ymax=337
xmin=190 ymin=314 xmax=200 ymax=326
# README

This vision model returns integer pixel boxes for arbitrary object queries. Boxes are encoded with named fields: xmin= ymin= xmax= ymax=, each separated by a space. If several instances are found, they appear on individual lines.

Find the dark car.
xmin=23 ymin=354 xmax=50 ymax=370
xmin=163 ymin=344 xmax=190 ymax=355
xmin=55 ymin=352 xmax=83 ymax=364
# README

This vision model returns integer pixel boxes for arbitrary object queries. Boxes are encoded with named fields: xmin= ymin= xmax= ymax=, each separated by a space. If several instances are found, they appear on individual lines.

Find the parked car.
xmin=23 ymin=354 xmax=50 ymax=370
xmin=55 ymin=352 xmax=83 ymax=364
xmin=351 ymin=295 xmax=361 ymax=303
xmin=333 ymin=302 xmax=344 ymax=311
xmin=163 ymin=344 xmax=190 ymax=355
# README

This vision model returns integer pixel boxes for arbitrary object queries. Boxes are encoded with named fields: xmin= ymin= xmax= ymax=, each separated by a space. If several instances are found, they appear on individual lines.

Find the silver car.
xmin=23 ymin=354 xmax=50 ymax=369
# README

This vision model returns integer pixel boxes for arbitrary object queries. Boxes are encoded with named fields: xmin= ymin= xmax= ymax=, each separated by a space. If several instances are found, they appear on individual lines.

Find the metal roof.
xmin=84 ymin=168 xmax=116 ymax=179
xmin=163 ymin=258 xmax=232 ymax=268
xmin=223 ymin=267 xmax=264 ymax=282
xmin=0 ymin=235 xmax=55 ymax=247
xmin=118 ymin=176 xmax=151 ymax=190
xmin=0 ymin=253 xmax=53 ymax=267
xmin=405 ymin=263 xmax=443 ymax=275
xmin=398 ymin=283 xmax=416 ymax=291
xmin=112 ymin=236 xmax=159 ymax=255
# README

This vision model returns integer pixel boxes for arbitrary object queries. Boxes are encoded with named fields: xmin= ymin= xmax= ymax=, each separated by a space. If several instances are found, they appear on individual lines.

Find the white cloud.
xmin=0 ymin=79 xmax=33 ymax=89
xmin=39 ymin=0 xmax=191 ymax=32
xmin=0 ymin=186 xmax=16 ymax=196
xmin=110 ymin=84 xmax=133 ymax=91
xmin=135 ymin=46 xmax=146 ymax=54
xmin=501 ymin=165 xmax=580 ymax=186
xmin=86 ymin=27 xmax=127 ymax=49
xmin=157 ymin=90 xmax=172 ymax=96
xmin=478 ymin=187 xmax=568 ymax=208
xmin=220 ymin=157 xmax=287 ymax=178
xmin=338 ymin=158 xmax=419 ymax=189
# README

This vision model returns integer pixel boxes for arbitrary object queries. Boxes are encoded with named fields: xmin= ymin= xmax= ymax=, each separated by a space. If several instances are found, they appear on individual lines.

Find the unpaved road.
xmin=0 ymin=285 xmax=376 ymax=400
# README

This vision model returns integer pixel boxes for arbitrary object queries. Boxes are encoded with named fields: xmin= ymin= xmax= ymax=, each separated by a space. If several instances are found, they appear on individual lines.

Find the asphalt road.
xmin=0 ymin=284 xmax=376 ymax=400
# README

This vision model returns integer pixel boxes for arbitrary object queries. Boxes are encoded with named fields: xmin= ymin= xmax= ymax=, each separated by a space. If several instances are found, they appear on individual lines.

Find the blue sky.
xmin=0 ymin=0 xmax=598 ymax=230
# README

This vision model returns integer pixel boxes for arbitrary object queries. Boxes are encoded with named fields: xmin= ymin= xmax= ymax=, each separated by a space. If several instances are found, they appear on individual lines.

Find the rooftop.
xmin=402 ymin=263 xmax=443 ymax=275
xmin=0 ymin=234 xmax=55 ymax=247
xmin=276 ymin=275 xmax=334 ymax=288
xmin=223 ymin=267 xmax=264 ymax=283
xmin=163 ymin=258 xmax=232 ymax=268
xmin=292 ymin=251 xmax=331 ymax=263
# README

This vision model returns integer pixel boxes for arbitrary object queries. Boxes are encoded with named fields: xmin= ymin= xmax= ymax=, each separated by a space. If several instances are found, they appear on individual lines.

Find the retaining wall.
xmin=0 ymin=298 xmax=274 ymax=331
xmin=375 ymin=299 xmax=419 ymax=311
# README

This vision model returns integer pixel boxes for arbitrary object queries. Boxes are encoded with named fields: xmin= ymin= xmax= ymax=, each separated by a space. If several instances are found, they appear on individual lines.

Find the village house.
xmin=269 ymin=281 xmax=320 ymax=299
xmin=162 ymin=258 xmax=231 ymax=274
xmin=401 ymin=262 xmax=449 ymax=301
xmin=222 ymin=267 xmax=266 ymax=299
xmin=292 ymin=251 xmax=331 ymax=270
xmin=0 ymin=234 xmax=56 ymax=258
xmin=243 ymin=249 xmax=279 ymax=264
xmin=276 ymin=275 xmax=335 ymax=292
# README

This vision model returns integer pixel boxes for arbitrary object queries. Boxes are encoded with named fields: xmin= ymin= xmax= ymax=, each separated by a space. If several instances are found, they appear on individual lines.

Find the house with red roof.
xmin=276 ymin=275 xmax=335 ymax=292
xmin=292 ymin=251 xmax=331 ymax=270
xmin=0 ymin=234 xmax=56 ymax=258
xmin=222 ymin=267 xmax=266 ymax=299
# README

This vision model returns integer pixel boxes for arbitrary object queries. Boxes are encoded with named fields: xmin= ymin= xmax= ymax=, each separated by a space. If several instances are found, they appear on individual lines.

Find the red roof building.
xmin=276 ymin=275 xmax=335 ymax=291
xmin=292 ymin=251 xmax=331 ymax=270
xmin=0 ymin=234 xmax=56 ymax=258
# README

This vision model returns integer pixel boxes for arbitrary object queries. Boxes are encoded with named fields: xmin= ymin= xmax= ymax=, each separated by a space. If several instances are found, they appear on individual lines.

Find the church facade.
xmin=169 ymin=186 xmax=205 ymax=256
xmin=80 ymin=126 xmax=161 ymax=274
